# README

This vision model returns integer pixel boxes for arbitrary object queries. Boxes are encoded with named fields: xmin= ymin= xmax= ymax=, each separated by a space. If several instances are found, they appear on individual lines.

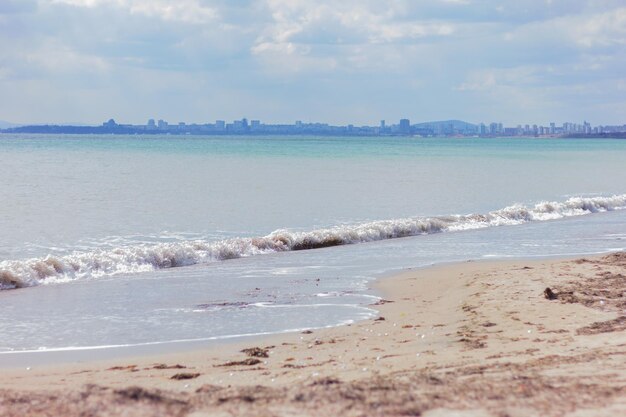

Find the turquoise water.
xmin=0 ymin=134 xmax=625 ymax=355
xmin=3 ymin=134 xmax=624 ymax=162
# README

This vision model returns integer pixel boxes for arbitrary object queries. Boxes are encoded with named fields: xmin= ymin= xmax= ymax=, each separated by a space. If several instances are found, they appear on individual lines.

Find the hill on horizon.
xmin=413 ymin=120 xmax=478 ymax=129
xmin=0 ymin=120 xmax=20 ymax=129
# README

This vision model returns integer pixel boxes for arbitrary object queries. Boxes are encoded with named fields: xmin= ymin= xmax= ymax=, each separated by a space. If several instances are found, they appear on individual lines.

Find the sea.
xmin=0 ymin=134 xmax=625 ymax=362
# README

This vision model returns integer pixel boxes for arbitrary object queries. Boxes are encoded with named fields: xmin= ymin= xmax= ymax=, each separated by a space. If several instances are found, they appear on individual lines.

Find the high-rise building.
xmin=399 ymin=119 xmax=410 ymax=134
xmin=479 ymin=123 xmax=487 ymax=135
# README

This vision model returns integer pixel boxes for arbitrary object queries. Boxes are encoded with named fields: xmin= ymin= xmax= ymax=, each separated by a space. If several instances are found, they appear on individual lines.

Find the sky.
xmin=1 ymin=0 xmax=625 ymax=126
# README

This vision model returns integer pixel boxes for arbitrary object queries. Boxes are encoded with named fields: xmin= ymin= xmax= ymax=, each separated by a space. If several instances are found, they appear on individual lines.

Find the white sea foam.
xmin=1 ymin=194 xmax=625 ymax=290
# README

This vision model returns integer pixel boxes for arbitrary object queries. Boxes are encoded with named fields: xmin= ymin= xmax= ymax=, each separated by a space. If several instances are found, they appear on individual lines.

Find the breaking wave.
xmin=1 ymin=194 xmax=625 ymax=290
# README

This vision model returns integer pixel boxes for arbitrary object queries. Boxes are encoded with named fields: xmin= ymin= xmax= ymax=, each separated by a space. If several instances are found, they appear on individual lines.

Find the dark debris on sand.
xmin=544 ymin=253 xmax=626 ymax=336
xmin=241 ymin=347 xmax=270 ymax=358
xmin=549 ymin=253 xmax=626 ymax=312
xmin=577 ymin=316 xmax=626 ymax=335
xmin=170 ymin=373 xmax=201 ymax=381
xmin=216 ymin=358 xmax=262 ymax=367
xmin=152 ymin=364 xmax=186 ymax=370
xmin=543 ymin=287 xmax=558 ymax=300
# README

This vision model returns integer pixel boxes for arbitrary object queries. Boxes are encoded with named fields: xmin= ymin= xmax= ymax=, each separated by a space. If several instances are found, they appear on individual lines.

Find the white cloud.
xmin=251 ymin=1 xmax=458 ymax=74
xmin=257 ymin=1 xmax=457 ymax=45
xmin=458 ymin=66 xmax=552 ymax=91
xmin=251 ymin=42 xmax=338 ymax=75
xmin=571 ymin=7 xmax=626 ymax=47
xmin=502 ymin=6 xmax=626 ymax=50
xmin=26 ymin=40 xmax=111 ymax=74
xmin=48 ymin=0 xmax=218 ymax=24
xmin=370 ymin=22 xmax=454 ymax=43
xmin=456 ymin=72 xmax=497 ymax=92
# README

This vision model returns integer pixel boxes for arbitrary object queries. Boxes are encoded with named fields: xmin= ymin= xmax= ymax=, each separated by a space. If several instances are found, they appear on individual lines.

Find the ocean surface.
xmin=0 ymin=134 xmax=625 ymax=358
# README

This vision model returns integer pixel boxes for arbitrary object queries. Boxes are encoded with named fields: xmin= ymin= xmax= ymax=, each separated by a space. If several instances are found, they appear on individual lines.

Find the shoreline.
xmin=0 ymin=251 xmax=609 ymax=367
xmin=0 ymin=253 xmax=583 ymax=368
xmin=1 ymin=252 xmax=625 ymax=416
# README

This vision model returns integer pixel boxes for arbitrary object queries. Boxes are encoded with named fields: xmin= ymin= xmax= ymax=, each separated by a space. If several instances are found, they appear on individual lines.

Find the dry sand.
xmin=1 ymin=252 xmax=625 ymax=416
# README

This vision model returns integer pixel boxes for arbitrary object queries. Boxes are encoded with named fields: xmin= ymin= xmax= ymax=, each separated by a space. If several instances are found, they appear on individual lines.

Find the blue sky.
xmin=1 ymin=0 xmax=625 ymax=125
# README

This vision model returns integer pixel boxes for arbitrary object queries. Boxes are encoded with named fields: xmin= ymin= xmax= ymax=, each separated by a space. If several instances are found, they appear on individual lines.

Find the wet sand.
xmin=1 ymin=253 xmax=625 ymax=416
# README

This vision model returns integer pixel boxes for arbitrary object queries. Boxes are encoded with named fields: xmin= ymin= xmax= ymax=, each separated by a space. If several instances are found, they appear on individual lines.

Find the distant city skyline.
xmin=1 ymin=1 xmax=625 ymax=125
xmin=4 ymin=116 xmax=625 ymax=138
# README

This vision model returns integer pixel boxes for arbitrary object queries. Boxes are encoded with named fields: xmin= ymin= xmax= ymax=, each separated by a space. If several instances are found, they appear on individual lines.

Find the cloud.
xmin=255 ymin=1 xmax=458 ymax=46
xmin=250 ymin=1 xmax=460 ymax=75
xmin=0 ymin=0 xmax=625 ymax=125
xmin=48 ymin=0 xmax=218 ymax=24
xmin=570 ymin=7 xmax=626 ymax=48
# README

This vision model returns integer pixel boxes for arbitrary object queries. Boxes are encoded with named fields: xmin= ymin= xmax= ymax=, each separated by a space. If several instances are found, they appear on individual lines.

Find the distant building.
xmin=231 ymin=118 xmax=249 ymax=132
xmin=103 ymin=119 xmax=117 ymax=127
xmin=479 ymin=123 xmax=487 ymax=136
xmin=157 ymin=119 xmax=168 ymax=129
xmin=399 ymin=119 xmax=410 ymax=134
xmin=147 ymin=119 xmax=156 ymax=130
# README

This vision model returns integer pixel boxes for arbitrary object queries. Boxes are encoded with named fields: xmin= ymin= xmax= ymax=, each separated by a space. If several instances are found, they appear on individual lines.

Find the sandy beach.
xmin=1 ymin=252 xmax=625 ymax=416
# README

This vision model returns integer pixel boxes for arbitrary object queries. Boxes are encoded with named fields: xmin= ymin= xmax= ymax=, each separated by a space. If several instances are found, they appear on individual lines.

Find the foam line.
xmin=1 ymin=194 xmax=625 ymax=290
